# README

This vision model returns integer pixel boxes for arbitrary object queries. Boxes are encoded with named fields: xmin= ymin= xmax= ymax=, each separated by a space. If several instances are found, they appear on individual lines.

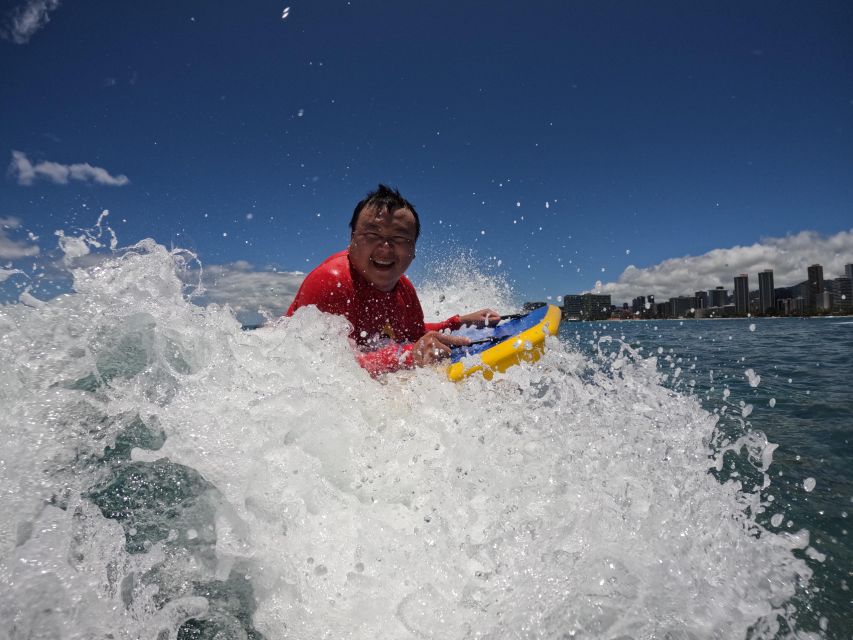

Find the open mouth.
xmin=370 ymin=258 xmax=395 ymax=271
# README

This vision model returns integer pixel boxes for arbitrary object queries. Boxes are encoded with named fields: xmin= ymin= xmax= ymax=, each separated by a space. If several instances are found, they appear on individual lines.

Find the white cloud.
xmin=0 ymin=216 xmax=40 ymax=259
xmin=591 ymin=229 xmax=853 ymax=305
xmin=9 ymin=151 xmax=130 ymax=187
xmin=193 ymin=261 xmax=306 ymax=325
xmin=1 ymin=0 xmax=61 ymax=44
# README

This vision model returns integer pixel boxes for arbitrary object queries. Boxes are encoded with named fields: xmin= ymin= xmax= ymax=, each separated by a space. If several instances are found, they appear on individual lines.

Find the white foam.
xmin=0 ymin=234 xmax=814 ymax=639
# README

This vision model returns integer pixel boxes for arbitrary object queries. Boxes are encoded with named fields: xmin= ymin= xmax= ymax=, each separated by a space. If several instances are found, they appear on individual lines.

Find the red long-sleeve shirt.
xmin=286 ymin=250 xmax=461 ymax=375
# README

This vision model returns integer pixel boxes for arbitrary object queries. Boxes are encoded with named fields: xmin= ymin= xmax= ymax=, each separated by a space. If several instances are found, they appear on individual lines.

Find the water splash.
xmin=0 ymin=231 xmax=817 ymax=639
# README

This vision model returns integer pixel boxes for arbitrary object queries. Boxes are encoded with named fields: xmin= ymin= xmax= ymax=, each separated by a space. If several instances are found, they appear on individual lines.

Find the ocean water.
xmin=0 ymin=235 xmax=849 ymax=639
xmin=569 ymin=317 xmax=853 ymax=638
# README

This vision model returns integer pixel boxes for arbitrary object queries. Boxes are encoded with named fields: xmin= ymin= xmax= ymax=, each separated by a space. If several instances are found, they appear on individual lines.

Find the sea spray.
xmin=0 ymin=232 xmax=817 ymax=639
xmin=417 ymin=249 xmax=517 ymax=320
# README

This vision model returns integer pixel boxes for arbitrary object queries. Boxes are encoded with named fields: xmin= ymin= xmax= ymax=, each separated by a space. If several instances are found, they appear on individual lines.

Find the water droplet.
xmin=805 ymin=546 xmax=825 ymax=562
xmin=769 ymin=398 xmax=776 ymax=407
xmin=803 ymin=477 xmax=816 ymax=492
xmin=745 ymin=369 xmax=760 ymax=387
xmin=749 ymin=323 xmax=756 ymax=332
xmin=282 ymin=6 xmax=290 ymax=19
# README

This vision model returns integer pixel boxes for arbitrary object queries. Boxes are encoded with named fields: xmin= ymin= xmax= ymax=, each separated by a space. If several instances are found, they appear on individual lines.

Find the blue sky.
xmin=2 ymin=1 xmax=852 ymax=318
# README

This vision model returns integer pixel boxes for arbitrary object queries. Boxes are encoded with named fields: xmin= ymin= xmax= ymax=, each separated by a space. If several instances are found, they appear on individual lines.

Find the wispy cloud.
xmin=0 ymin=216 xmax=40 ymax=259
xmin=591 ymin=229 xmax=853 ymax=304
xmin=192 ymin=261 xmax=306 ymax=325
xmin=8 ymin=150 xmax=130 ymax=187
xmin=1 ymin=0 xmax=61 ymax=45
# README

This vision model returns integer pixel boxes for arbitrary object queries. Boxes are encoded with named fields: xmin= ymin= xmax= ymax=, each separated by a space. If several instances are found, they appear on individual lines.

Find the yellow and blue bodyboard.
xmin=446 ymin=304 xmax=562 ymax=381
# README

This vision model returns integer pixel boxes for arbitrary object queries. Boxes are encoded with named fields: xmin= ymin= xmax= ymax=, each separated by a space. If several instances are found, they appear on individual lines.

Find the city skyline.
xmin=638 ymin=261 xmax=851 ymax=305
xmin=559 ymin=260 xmax=853 ymax=321
xmin=590 ymin=230 xmax=853 ymax=308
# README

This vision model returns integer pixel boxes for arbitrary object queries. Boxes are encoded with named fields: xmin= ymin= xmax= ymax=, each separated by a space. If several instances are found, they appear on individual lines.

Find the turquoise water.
xmin=568 ymin=317 xmax=853 ymax=635
xmin=1 ymin=237 xmax=850 ymax=638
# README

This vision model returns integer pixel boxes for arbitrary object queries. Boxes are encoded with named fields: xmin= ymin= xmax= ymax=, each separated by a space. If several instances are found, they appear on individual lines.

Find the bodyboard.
xmin=446 ymin=304 xmax=562 ymax=381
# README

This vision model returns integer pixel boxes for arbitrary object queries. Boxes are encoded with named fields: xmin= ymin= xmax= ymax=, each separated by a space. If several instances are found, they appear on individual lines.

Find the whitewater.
xmin=0 ymin=227 xmax=817 ymax=639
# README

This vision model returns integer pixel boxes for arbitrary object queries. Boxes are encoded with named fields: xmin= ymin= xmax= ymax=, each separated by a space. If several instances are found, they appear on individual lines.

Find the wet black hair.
xmin=349 ymin=184 xmax=421 ymax=240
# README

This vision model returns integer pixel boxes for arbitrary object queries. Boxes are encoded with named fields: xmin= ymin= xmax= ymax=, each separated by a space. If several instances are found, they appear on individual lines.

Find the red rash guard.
xmin=286 ymin=250 xmax=461 ymax=375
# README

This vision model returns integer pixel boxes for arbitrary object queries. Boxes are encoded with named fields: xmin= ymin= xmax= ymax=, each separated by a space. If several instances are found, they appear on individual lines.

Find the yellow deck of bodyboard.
xmin=446 ymin=304 xmax=562 ymax=381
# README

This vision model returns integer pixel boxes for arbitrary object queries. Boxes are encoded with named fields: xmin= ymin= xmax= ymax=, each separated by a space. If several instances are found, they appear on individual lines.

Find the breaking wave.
xmin=0 ymin=228 xmax=816 ymax=639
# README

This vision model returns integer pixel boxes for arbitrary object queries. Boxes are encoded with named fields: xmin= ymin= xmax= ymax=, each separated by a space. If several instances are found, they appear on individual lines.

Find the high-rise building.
xmin=632 ymin=296 xmax=646 ymax=314
xmin=709 ymin=286 xmax=727 ymax=308
xmin=838 ymin=278 xmax=852 ymax=309
xmin=758 ymin=270 xmax=775 ymax=315
xmin=816 ymin=291 xmax=833 ymax=311
xmin=807 ymin=264 xmax=824 ymax=310
xmin=734 ymin=274 xmax=749 ymax=315
xmin=826 ymin=277 xmax=852 ymax=309
xmin=778 ymin=297 xmax=805 ymax=315
xmin=846 ymin=264 xmax=853 ymax=282
xmin=694 ymin=291 xmax=708 ymax=309
xmin=562 ymin=293 xmax=612 ymax=321
xmin=584 ymin=294 xmax=612 ymax=320
xmin=807 ymin=264 xmax=824 ymax=291
xmin=670 ymin=297 xmax=694 ymax=317
xmin=563 ymin=295 xmax=582 ymax=319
